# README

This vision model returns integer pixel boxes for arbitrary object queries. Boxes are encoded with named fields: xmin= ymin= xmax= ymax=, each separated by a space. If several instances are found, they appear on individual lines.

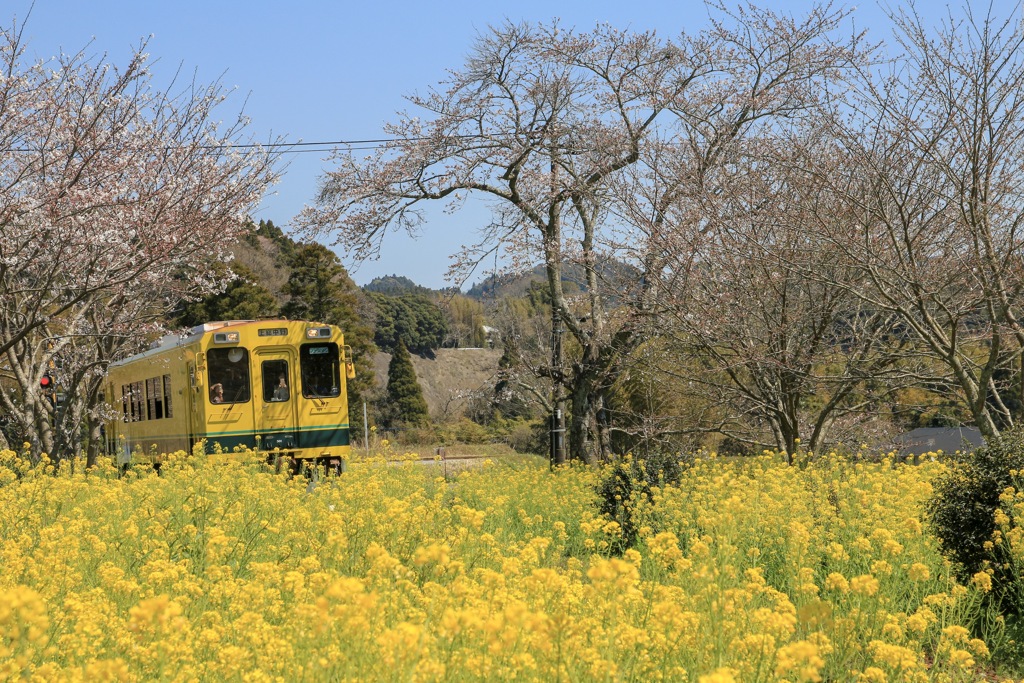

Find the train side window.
xmin=146 ymin=377 xmax=163 ymax=420
xmin=121 ymin=385 xmax=130 ymax=422
xmin=262 ymin=360 xmax=290 ymax=402
xmin=130 ymin=381 xmax=144 ymax=421
xmin=300 ymin=343 xmax=341 ymax=399
xmin=207 ymin=347 xmax=251 ymax=404
xmin=163 ymin=374 xmax=173 ymax=418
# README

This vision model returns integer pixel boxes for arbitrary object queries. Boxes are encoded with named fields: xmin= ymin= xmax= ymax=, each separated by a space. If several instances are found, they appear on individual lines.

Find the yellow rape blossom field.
xmin=0 ymin=447 xmax=1017 ymax=682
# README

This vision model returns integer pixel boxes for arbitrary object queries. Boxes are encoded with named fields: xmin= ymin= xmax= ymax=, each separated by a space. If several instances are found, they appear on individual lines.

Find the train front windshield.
xmin=301 ymin=343 xmax=341 ymax=398
xmin=208 ymin=347 xmax=251 ymax=403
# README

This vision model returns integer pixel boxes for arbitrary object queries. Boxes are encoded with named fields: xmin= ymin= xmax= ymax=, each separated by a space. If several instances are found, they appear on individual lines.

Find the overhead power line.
xmin=206 ymin=133 xmax=484 ymax=152
xmin=220 ymin=137 xmax=422 ymax=149
xmin=1 ymin=133 xmax=486 ymax=155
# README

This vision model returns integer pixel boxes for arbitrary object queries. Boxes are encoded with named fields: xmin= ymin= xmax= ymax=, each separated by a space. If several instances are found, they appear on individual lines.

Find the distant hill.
xmin=465 ymin=259 xmax=639 ymax=300
xmin=466 ymin=266 xmax=547 ymax=300
xmin=364 ymin=275 xmax=435 ymax=296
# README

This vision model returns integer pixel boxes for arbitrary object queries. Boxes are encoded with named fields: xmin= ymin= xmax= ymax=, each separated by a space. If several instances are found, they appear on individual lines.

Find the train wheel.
xmin=314 ymin=457 xmax=342 ymax=477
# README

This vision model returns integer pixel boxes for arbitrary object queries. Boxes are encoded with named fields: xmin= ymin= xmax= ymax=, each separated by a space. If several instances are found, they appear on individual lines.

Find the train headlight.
xmin=213 ymin=332 xmax=240 ymax=343
xmin=306 ymin=327 xmax=331 ymax=339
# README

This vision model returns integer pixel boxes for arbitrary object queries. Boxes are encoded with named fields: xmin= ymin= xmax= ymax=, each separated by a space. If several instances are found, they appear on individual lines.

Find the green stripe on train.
xmin=204 ymin=424 xmax=350 ymax=438
xmin=203 ymin=426 xmax=351 ymax=453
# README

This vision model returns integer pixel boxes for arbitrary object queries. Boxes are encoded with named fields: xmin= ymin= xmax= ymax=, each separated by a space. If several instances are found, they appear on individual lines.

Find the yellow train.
xmin=104 ymin=320 xmax=355 ymax=470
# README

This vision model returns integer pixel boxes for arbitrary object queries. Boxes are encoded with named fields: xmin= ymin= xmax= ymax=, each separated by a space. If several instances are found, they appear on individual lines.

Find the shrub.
xmin=504 ymin=419 xmax=546 ymax=455
xmin=437 ymin=418 xmax=491 ymax=445
xmin=483 ymin=417 xmax=546 ymax=454
xmin=595 ymin=450 xmax=689 ymax=552
xmin=927 ymin=429 xmax=1024 ymax=612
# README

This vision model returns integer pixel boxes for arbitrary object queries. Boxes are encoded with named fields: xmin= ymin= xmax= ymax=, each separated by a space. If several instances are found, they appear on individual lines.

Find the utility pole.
xmin=546 ymin=136 xmax=567 ymax=470
xmin=550 ymin=309 xmax=566 ymax=468
xmin=363 ymin=401 xmax=369 ymax=456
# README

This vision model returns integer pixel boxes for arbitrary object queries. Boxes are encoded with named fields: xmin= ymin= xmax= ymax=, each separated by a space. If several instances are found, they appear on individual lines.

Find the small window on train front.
xmin=262 ymin=360 xmax=290 ymax=402
xmin=207 ymin=347 xmax=251 ymax=404
xmin=300 ymin=343 xmax=341 ymax=399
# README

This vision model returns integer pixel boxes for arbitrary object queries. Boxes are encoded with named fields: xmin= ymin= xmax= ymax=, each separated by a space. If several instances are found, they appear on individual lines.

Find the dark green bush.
xmin=596 ymin=450 xmax=689 ymax=553
xmin=927 ymin=430 xmax=1024 ymax=613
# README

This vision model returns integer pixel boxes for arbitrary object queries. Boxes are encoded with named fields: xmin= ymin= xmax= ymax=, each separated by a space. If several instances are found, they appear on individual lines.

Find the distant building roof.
xmin=893 ymin=427 xmax=984 ymax=457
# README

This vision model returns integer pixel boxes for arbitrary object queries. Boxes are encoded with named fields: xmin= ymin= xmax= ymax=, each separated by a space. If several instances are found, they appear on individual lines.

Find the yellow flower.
xmin=857 ymin=667 xmax=888 ymax=682
xmin=967 ymin=638 xmax=990 ymax=658
xmin=868 ymin=641 xmax=920 ymax=671
xmin=907 ymin=563 xmax=930 ymax=582
xmin=906 ymin=607 xmax=936 ymax=633
xmin=698 ymin=667 xmax=738 ymax=683
xmin=648 ymin=531 xmax=684 ymax=568
xmin=945 ymin=648 xmax=975 ymax=669
xmin=971 ymin=571 xmax=993 ymax=592
xmin=826 ymin=542 xmax=849 ymax=561
xmin=775 ymin=639 xmax=825 ymax=682
xmin=870 ymin=560 xmax=893 ymax=577
xmin=0 ymin=586 xmax=49 ymax=648
xmin=824 ymin=572 xmax=849 ymax=593
xmin=0 ymin=438 xmax=991 ymax=680
xmin=127 ymin=595 xmax=183 ymax=633
xmin=850 ymin=575 xmax=879 ymax=597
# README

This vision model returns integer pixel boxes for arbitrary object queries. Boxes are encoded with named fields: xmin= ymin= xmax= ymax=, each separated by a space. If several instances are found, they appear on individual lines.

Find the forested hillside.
xmin=152 ymin=213 xmax=975 ymax=460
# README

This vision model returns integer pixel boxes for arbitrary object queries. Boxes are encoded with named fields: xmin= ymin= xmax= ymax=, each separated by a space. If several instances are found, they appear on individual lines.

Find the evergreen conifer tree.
xmin=176 ymin=262 xmax=279 ymax=328
xmin=280 ymin=243 xmax=377 ymax=411
xmin=384 ymin=339 xmax=429 ymax=428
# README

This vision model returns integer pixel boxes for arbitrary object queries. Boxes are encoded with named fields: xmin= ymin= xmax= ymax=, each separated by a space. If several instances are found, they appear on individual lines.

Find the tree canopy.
xmin=0 ymin=25 xmax=277 ymax=461
xmin=297 ymin=7 xmax=863 ymax=462
xmin=175 ymin=263 xmax=279 ymax=329
xmin=369 ymin=292 xmax=448 ymax=356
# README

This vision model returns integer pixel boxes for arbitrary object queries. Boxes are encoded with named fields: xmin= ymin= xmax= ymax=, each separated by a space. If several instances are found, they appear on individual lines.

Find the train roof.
xmin=108 ymin=320 xmax=315 ymax=368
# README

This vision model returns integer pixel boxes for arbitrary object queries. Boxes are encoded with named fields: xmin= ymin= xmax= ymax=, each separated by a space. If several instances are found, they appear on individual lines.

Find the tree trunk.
xmin=569 ymin=384 xmax=594 ymax=465
xmin=566 ymin=350 xmax=609 ymax=465
xmin=33 ymin=397 xmax=55 ymax=464
xmin=86 ymin=418 xmax=103 ymax=469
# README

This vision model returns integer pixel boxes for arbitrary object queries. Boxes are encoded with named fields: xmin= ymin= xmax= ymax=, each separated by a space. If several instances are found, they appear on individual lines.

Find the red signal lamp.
xmin=40 ymin=374 xmax=53 ymax=390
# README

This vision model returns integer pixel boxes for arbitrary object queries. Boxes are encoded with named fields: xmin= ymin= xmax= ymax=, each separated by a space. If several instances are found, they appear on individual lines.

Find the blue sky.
xmin=19 ymin=1 xmax=1019 ymax=288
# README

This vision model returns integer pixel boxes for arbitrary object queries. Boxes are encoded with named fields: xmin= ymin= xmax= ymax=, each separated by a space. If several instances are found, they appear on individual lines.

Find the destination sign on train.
xmin=258 ymin=328 xmax=288 ymax=337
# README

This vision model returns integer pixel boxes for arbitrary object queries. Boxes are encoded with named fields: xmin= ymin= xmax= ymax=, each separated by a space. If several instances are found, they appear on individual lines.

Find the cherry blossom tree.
xmin=657 ymin=135 xmax=911 ymax=456
xmin=0 ymin=22 xmax=278 ymax=460
xmin=804 ymin=4 xmax=1024 ymax=439
xmin=299 ymin=4 xmax=863 ymax=462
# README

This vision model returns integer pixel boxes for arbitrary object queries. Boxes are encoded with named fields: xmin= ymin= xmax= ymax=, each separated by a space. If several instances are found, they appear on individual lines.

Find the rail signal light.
xmin=40 ymin=373 xmax=55 ymax=407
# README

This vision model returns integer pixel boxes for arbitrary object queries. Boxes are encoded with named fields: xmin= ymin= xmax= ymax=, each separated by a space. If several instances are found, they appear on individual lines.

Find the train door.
xmin=256 ymin=349 xmax=299 ymax=452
